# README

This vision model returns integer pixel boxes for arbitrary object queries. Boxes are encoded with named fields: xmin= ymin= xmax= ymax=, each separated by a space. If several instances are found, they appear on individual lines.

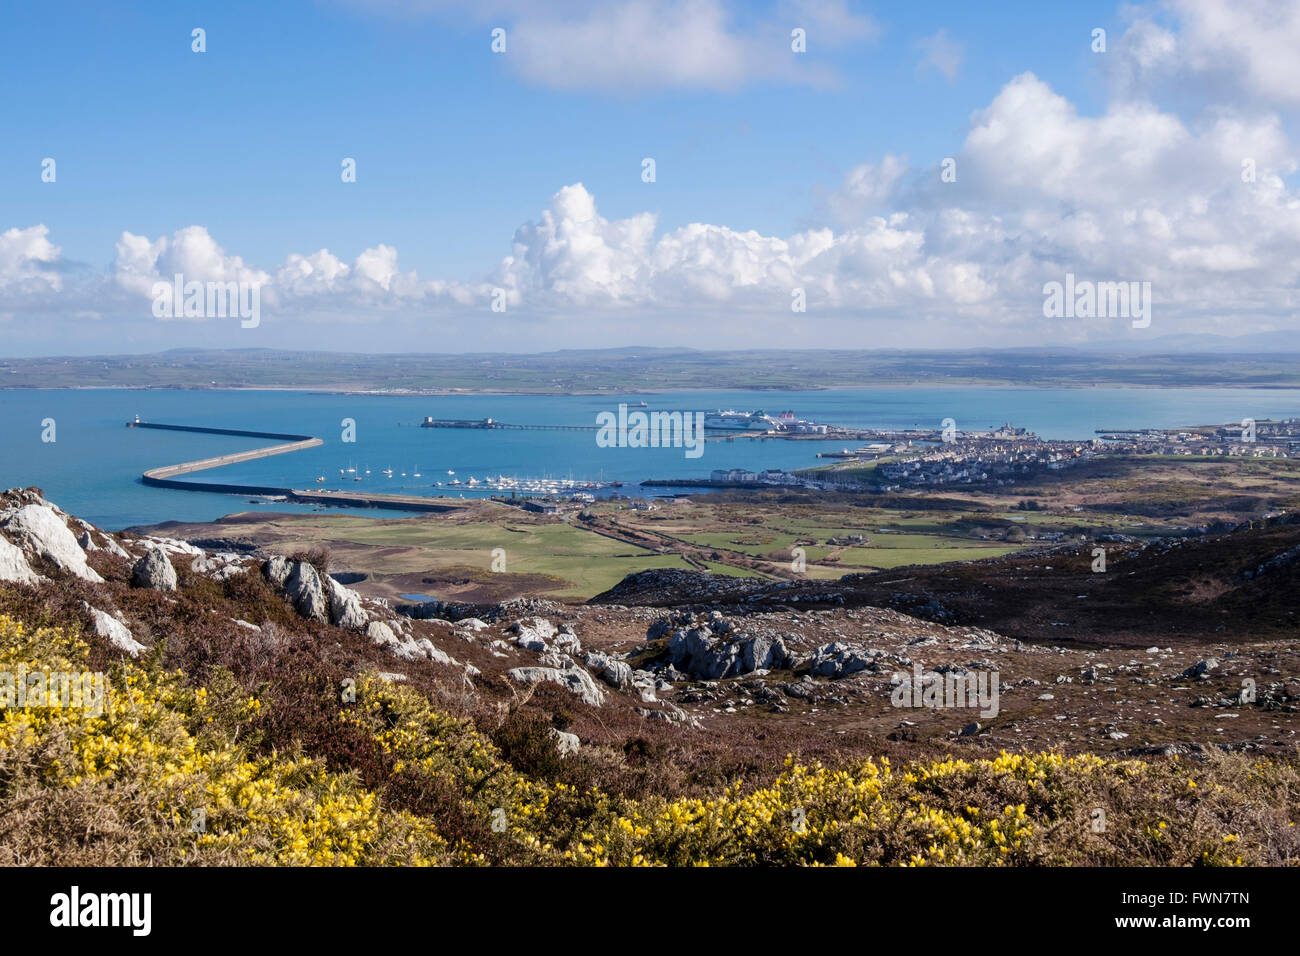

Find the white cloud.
xmin=1112 ymin=0 xmax=1300 ymax=105
xmin=0 ymin=225 xmax=62 ymax=294
xmin=340 ymin=0 xmax=877 ymax=91
xmin=112 ymin=226 xmax=271 ymax=302
xmin=4 ymin=0 xmax=1300 ymax=347
xmin=915 ymin=29 xmax=963 ymax=80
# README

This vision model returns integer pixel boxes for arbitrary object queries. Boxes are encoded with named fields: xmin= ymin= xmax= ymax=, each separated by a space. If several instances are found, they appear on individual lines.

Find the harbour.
xmin=4 ymin=386 xmax=1297 ymax=529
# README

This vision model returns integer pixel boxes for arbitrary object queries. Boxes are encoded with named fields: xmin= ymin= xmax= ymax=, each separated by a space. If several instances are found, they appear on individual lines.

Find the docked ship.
xmin=703 ymin=409 xmax=782 ymax=431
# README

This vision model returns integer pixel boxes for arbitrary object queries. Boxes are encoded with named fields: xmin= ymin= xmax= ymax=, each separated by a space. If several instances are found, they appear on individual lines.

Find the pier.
xmin=128 ymin=420 xmax=458 ymax=513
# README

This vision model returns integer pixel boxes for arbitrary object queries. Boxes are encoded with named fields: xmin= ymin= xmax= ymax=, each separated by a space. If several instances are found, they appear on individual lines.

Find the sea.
xmin=2 ymin=386 xmax=1298 ymax=530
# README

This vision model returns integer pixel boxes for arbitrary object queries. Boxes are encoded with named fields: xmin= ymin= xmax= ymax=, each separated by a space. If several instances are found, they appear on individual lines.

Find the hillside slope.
xmin=2 ymin=487 xmax=1298 ymax=865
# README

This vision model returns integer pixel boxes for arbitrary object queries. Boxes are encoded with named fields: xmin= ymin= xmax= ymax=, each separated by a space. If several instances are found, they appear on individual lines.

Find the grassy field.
xmin=138 ymin=453 xmax=1300 ymax=603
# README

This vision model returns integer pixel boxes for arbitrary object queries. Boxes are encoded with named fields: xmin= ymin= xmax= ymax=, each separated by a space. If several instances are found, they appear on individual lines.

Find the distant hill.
xmin=5 ymin=344 xmax=1300 ymax=390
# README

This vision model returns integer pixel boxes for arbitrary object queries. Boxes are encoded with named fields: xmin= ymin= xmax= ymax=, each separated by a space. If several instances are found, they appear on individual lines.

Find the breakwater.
xmin=128 ymin=420 xmax=457 ymax=513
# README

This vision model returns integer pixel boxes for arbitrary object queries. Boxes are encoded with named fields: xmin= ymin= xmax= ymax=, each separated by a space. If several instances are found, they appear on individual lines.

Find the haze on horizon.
xmin=1 ymin=0 xmax=1298 ymax=358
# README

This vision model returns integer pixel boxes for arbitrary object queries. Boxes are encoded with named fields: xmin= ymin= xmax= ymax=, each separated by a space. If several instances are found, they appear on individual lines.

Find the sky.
xmin=0 ymin=0 xmax=1297 ymax=356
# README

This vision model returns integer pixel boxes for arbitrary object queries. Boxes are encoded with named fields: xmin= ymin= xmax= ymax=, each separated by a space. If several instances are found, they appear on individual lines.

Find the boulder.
xmin=131 ymin=547 xmax=178 ymax=592
xmin=552 ymin=625 xmax=583 ymax=655
xmin=366 ymin=620 xmax=399 ymax=647
xmin=142 ymin=535 xmax=202 ymax=556
xmin=325 ymin=576 xmax=368 ymax=631
xmin=510 ymin=617 xmax=557 ymax=651
xmin=82 ymin=603 xmax=145 ymax=657
xmin=285 ymin=561 xmax=328 ymax=622
xmin=808 ymin=642 xmax=877 ymax=679
xmin=416 ymin=638 xmax=451 ymax=665
xmin=264 ymin=556 xmax=293 ymax=589
xmin=669 ymin=625 xmax=791 ymax=680
xmin=2 ymin=504 xmax=103 ymax=582
xmin=101 ymin=535 xmax=131 ymax=560
xmin=550 ymin=728 xmax=580 ymax=756
xmin=584 ymin=650 xmax=634 ymax=689
xmin=0 ymin=535 xmax=41 ymax=585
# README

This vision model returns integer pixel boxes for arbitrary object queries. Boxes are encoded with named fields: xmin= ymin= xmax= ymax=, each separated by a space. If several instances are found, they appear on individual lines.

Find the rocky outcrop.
xmin=325 ymin=576 xmax=368 ymax=631
xmin=591 ymin=569 xmax=766 ymax=606
xmin=0 ymin=535 xmax=41 ymax=585
xmin=82 ymin=603 xmax=145 ymax=657
xmin=550 ymin=728 xmax=580 ymax=756
xmin=510 ymin=617 xmax=558 ymax=651
xmin=264 ymin=555 xmax=293 ymax=590
xmin=131 ymin=547 xmax=178 ymax=592
xmin=2 ymin=504 xmax=103 ymax=583
xmin=584 ymin=650 xmax=634 ymax=689
xmin=265 ymin=557 xmax=370 ymax=627
xmin=286 ymin=561 xmax=329 ymax=622
xmin=668 ymin=621 xmax=793 ymax=680
xmin=190 ymin=552 xmax=251 ymax=580
xmin=366 ymin=620 xmax=399 ymax=646
xmin=808 ymin=642 xmax=879 ymax=679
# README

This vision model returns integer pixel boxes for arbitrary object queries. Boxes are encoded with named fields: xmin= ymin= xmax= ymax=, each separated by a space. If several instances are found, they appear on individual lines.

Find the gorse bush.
xmin=1 ymin=612 xmax=1297 ymax=866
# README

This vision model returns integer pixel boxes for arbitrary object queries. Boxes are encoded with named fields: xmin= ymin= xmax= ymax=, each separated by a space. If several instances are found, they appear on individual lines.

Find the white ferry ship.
xmin=703 ymin=409 xmax=782 ymax=431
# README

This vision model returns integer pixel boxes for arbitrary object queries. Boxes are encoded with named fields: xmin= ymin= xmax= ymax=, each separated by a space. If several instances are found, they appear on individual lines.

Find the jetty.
xmin=127 ymin=419 xmax=458 ymax=513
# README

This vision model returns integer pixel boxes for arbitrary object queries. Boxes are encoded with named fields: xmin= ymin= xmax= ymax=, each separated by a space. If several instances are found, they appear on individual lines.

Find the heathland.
xmin=3 ymin=483 xmax=1298 ymax=866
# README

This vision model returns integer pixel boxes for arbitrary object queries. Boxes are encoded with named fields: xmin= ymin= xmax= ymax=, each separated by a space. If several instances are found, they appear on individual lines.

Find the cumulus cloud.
xmin=101 ymin=227 xmax=482 ymax=321
xmin=0 ymin=226 xmax=62 ymax=295
xmin=3 ymin=0 xmax=1299 ymax=347
xmin=1110 ymin=0 xmax=1300 ymax=105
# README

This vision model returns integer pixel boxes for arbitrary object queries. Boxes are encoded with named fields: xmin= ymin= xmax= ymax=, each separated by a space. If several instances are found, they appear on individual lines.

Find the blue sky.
xmin=1 ymin=0 xmax=1110 ymax=276
xmin=1 ymin=0 xmax=1297 ymax=354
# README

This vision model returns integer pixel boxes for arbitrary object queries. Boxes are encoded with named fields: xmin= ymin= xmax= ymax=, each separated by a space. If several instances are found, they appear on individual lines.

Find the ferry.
xmin=703 ymin=409 xmax=781 ymax=431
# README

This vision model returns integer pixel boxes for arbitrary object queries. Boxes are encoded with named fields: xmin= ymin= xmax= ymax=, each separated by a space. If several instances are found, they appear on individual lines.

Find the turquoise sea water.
xmin=2 ymin=387 xmax=1298 ymax=530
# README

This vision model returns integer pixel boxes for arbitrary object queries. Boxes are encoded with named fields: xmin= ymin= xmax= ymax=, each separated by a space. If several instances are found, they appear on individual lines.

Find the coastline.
xmin=7 ymin=381 xmax=1300 ymax=395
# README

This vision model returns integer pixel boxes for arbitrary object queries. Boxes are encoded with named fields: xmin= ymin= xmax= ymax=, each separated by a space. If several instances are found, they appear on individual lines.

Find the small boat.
xmin=315 ymin=476 xmax=326 ymax=483
xmin=413 ymin=467 xmax=422 ymax=477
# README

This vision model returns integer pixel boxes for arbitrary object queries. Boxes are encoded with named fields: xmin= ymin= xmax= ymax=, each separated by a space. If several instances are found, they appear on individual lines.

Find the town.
xmin=685 ymin=418 xmax=1300 ymax=493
